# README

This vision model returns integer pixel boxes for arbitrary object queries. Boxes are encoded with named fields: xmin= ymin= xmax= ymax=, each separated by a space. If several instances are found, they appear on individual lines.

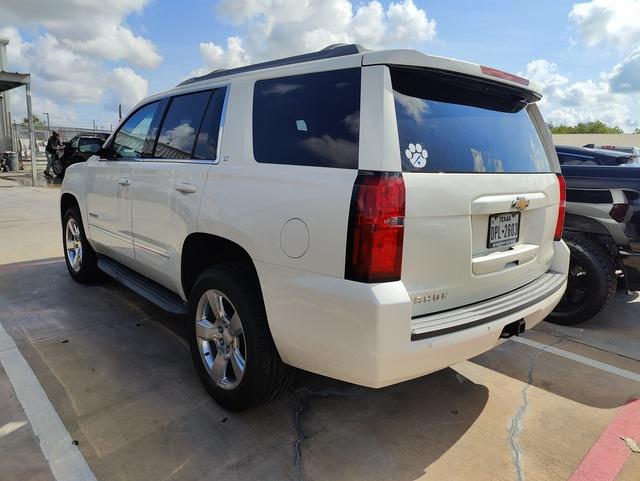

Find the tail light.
xmin=345 ymin=171 xmax=405 ymax=282
xmin=609 ymin=203 xmax=629 ymax=222
xmin=480 ymin=66 xmax=530 ymax=86
xmin=554 ymin=174 xmax=566 ymax=241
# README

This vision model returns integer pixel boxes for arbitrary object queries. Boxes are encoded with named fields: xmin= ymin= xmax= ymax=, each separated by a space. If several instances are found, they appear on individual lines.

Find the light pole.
xmin=42 ymin=112 xmax=50 ymax=131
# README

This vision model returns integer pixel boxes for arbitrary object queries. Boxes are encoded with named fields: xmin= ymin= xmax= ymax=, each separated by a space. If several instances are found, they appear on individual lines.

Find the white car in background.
xmin=60 ymin=44 xmax=569 ymax=410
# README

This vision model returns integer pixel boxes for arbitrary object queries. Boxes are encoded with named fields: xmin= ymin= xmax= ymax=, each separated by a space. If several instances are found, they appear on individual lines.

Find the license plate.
xmin=487 ymin=212 xmax=520 ymax=248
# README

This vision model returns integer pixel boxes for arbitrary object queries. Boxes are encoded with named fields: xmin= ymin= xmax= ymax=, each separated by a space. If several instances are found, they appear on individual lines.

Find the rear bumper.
xmin=255 ymin=241 xmax=569 ymax=388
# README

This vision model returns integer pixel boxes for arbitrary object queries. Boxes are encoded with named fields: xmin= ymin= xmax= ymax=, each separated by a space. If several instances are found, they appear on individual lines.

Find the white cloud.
xmin=198 ymin=37 xmax=251 ymax=72
xmin=197 ymin=0 xmax=436 ymax=71
xmin=522 ymin=58 xmax=639 ymax=131
xmin=0 ymin=0 xmax=161 ymax=67
xmin=108 ymin=67 xmax=149 ymax=111
xmin=569 ymin=0 xmax=640 ymax=51
xmin=386 ymin=0 xmax=436 ymax=43
xmin=608 ymin=46 xmax=640 ymax=92
xmin=10 ymin=92 xmax=79 ymax=126
xmin=0 ymin=1 xmax=159 ymax=125
xmin=65 ymin=24 xmax=161 ymax=69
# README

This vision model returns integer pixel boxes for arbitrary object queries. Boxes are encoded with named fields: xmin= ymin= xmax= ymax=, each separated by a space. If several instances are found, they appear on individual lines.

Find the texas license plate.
xmin=487 ymin=212 xmax=520 ymax=248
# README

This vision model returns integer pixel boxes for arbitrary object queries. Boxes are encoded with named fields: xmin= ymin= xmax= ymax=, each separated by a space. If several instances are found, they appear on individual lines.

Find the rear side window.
xmin=155 ymin=91 xmax=211 ymax=159
xmin=253 ymin=68 xmax=361 ymax=169
xmin=391 ymin=67 xmax=552 ymax=173
xmin=112 ymin=101 xmax=160 ymax=159
xmin=194 ymin=88 xmax=226 ymax=160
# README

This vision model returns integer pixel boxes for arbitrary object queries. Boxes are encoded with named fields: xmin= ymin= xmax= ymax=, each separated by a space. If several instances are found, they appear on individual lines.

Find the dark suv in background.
xmin=53 ymin=132 xmax=109 ymax=178
xmin=548 ymin=162 xmax=640 ymax=325
xmin=555 ymin=145 xmax=637 ymax=167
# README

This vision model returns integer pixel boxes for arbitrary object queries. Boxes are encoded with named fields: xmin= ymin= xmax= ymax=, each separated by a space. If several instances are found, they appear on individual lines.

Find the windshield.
xmin=391 ymin=67 xmax=552 ymax=174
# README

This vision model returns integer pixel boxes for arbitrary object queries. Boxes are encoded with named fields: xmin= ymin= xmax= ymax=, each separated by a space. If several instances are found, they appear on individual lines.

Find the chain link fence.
xmin=10 ymin=123 xmax=113 ymax=167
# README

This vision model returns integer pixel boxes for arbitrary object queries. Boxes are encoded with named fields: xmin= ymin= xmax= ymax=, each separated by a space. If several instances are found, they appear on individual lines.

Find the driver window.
xmin=111 ymin=102 xmax=160 ymax=159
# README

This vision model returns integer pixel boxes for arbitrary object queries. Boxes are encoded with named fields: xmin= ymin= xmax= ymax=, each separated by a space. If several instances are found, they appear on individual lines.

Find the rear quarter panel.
xmin=196 ymin=76 xmax=358 ymax=278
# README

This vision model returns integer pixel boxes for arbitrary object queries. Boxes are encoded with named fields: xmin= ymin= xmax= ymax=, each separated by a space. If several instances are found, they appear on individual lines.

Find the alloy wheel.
xmin=195 ymin=290 xmax=247 ymax=390
xmin=65 ymin=218 xmax=83 ymax=272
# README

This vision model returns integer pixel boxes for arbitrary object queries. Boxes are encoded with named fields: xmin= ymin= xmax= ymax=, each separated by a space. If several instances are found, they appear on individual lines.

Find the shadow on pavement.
xmin=0 ymin=261 xmax=488 ymax=481
xmin=472 ymin=299 xmax=640 ymax=410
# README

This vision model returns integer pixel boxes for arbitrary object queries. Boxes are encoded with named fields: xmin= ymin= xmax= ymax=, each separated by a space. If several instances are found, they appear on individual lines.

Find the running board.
xmin=97 ymin=258 xmax=187 ymax=315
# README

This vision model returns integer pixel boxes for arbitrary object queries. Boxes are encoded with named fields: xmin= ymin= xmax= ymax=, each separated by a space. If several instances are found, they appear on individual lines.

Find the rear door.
xmin=387 ymin=67 xmax=561 ymax=317
xmin=129 ymin=88 xmax=227 ymax=294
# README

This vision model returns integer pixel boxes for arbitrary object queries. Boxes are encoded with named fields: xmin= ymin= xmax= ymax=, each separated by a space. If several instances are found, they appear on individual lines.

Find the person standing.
xmin=44 ymin=131 xmax=61 ymax=177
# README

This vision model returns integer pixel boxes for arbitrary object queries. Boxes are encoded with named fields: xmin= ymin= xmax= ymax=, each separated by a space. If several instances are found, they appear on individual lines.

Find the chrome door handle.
xmin=174 ymin=182 xmax=197 ymax=194
xmin=117 ymin=177 xmax=130 ymax=186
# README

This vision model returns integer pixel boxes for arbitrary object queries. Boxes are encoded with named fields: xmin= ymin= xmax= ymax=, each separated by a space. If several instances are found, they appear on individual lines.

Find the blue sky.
xmin=1 ymin=0 xmax=639 ymax=131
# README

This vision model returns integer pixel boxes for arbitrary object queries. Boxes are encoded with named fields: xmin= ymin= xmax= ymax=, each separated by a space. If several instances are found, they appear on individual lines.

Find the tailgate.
xmin=387 ymin=66 xmax=561 ymax=317
xmin=404 ymin=172 xmax=559 ymax=317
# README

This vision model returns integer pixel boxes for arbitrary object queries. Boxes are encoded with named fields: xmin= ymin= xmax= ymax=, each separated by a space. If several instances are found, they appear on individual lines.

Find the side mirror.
xmin=96 ymin=147 xmax=115 ymax=159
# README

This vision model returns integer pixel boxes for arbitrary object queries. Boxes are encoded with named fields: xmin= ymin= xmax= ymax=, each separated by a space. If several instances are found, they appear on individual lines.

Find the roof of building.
xmin=0 ymin=71 xmax=30 ymax=93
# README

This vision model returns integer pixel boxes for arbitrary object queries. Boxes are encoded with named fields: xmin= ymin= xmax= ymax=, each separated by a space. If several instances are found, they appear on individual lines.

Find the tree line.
xmin=548 ymin=120 xmax=640 ymax=134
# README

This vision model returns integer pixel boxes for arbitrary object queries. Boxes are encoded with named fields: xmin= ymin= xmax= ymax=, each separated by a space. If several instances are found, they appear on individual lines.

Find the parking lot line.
xmin=512 ymin=337 xmax=640 ymax=383
xmin=568 ymin=398 xmax=640 ymax=481
xmin=0 ymin=322 xmax=97 ymax=481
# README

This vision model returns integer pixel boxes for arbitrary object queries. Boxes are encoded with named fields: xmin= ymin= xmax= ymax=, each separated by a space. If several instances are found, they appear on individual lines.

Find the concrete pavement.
xmin=0 ymin=182 xmax=639 ymax=481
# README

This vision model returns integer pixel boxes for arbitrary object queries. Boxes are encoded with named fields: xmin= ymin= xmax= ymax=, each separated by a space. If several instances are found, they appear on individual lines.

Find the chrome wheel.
xmin=195 ymin=290 xmax=246 ymax=390
xmin=65 ymin=218 xmax=83 ymax=272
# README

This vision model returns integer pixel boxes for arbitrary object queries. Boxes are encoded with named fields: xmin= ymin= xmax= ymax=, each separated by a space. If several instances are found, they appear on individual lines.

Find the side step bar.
xmin=97 ymin=258 xmax=187 ymax=315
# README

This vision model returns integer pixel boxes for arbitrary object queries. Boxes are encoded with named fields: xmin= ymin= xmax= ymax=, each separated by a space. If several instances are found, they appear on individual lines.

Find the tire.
xmin=62 ymin=206 xmax=100 ymax=283
xmin=547 ymin=232 xmax=617 ymax=325
xmin=52 ymin=158 xmax=64 ymax=178
xmin=188 ymin=263 xmax=292 ymax=411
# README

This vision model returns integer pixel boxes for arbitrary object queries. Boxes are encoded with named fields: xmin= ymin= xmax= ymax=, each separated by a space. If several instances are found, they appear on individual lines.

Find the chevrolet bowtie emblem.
xmin=512 ymin=197 xmax=530 ymax=211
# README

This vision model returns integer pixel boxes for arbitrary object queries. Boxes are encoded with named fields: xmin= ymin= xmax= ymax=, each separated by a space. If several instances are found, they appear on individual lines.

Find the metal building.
xmin=0 ymin=37 xmax=37 ymax=185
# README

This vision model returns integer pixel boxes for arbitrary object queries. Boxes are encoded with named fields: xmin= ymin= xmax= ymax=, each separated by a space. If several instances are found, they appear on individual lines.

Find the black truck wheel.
xmin=52 ymin=158 xmax=65 ymax=178
xmin=548 ymin=232 xmax=617 ymax=325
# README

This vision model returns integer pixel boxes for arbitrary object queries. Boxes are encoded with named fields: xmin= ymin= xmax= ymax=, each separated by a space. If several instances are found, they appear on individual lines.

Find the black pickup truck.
xmin=548 ymin=164 xmax=640 ymax=325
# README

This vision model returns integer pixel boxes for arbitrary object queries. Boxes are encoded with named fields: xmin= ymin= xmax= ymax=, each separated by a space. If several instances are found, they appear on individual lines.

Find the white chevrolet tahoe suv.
xmin=60 ymin=44 xmax=569 ymax=410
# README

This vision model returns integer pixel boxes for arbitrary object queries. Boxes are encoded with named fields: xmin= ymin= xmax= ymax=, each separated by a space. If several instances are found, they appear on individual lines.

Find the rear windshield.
xmin=391 ymin=67 xmax=552 ymax=173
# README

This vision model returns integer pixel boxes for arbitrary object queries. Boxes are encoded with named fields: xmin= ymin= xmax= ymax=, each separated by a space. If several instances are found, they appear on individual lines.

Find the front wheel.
xmin=62 ymin=206 xmax=100 ymax=283
xmin=188 ymin=263 xmax=292 ymax=411
xmin=547 ymin=232 xmax=617 ymax=325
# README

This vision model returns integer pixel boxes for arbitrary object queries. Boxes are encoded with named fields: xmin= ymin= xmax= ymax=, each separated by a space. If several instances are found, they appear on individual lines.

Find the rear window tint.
xmin=391 ymin=68 xmax=552 ymax=174
xmin=253 ymin=68 xmax=360 ymax=169
xmin=194 ymin=88 xmax=226 ymax=160
xmin=155 ymin=91 xmax=211 ymax=159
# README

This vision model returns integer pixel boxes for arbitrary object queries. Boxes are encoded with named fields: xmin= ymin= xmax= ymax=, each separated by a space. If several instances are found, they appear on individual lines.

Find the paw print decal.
xmin=405 ymin=143 xmax=428 ymax=168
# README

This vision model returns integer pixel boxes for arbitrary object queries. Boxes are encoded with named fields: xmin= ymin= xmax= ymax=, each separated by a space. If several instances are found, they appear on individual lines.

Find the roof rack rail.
xmin=177 ymin=43 xmax=367 ymax=87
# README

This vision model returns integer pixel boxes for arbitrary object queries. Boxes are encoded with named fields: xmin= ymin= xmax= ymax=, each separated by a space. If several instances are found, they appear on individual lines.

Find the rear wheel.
xmin=547 ymin=232 xmax=616 ymax=325
xmin=188 ymin=263 xmax=291 ymax=411
xmin=62 ymin=206 xmax=99 ymax=283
